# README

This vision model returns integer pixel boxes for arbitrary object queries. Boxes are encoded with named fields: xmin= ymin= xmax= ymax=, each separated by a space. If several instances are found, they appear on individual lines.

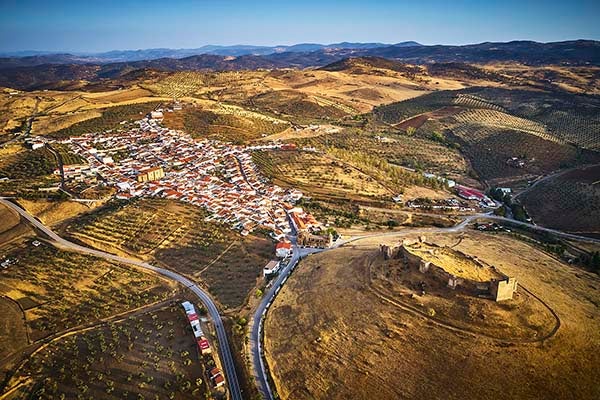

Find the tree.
xmin=386 ymin=220 xmax=399 ymax=229
xmin=591 ymin=252 xmax=600 ymax=272
xmin=494 ymin=206 xmax=507 ymax=217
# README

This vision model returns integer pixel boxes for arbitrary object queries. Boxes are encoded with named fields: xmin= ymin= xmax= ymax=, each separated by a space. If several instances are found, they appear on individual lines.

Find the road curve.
xmin=249 ymin=243 xmax=299 ymax=400
xmin=339 ymin=213 xmax=600 ymax=245
xmin=0 ymin=199 xmax=243 ymax=400
xmin=249 ymin=233 xmax=322 ymax=400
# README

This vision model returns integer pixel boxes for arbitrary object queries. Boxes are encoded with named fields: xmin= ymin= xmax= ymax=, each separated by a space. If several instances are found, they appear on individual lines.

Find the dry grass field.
xmin=265 ymin=231 xmax=600 ymax=400
xmin=0 ymin=87 xmax=171 ymax=140
xmin=0 ymin=203 xmax=21 ymax=234
xmin=31 ymin=110 xmax=102 ymax=135
xmin=18 ymin=199 xmax=95 ymax=227
xmin=145 ymin=67 xmax=448 ymax=117
xmin=0 ymin=203 xmax=33 ymax=246
xmin=64 ymin=198 xmax=273 ymax=309
xmin=483 ymin=64 xmax=600 ymax=94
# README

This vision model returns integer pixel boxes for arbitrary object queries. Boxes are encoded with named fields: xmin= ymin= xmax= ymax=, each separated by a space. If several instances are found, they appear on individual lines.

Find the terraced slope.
xmin=520 ymin=165 xmax=600 ymax=236
xmin=374 ymin=87 xmax=600 ymax=151
xmin=373 ymin=88 xmax=600 ymax=181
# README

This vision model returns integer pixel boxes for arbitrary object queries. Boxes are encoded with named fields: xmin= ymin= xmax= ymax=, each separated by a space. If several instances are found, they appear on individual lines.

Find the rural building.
xmin=263 ymin=260 xmax=281 ymax=277
xmin=181 ymin=301 xmax=194 ymax=313
xmin=209 ymin=367 xmax=221 ymax=379
xmin=136 ymin=166 xmax=165 ymax=182
xmin=191 ymin=320 xmax=203 ymax=338
xmin=198 ymin=338 xmax=211 ymax=355
xmin=181 ymin=301 xmax=204 ymax=338
xmin=297 ymin=230 xmax=333 ymax=248
xmin=275 ymin=241 xmax=292 ymax=258
xmin=213 ymin=374 xmax=225 ymax=388
xmin=289 ymin=209 xmax=319 ymax=231
xmin=150 ymin=111 xmax=164 ymax=120
xmin=455 ymin=185 xmax=495 ymax=207
xmin=380 ymin=237 xmax=517 ymax=301
xmin=209 ymin=367 xmax=225 ymax=387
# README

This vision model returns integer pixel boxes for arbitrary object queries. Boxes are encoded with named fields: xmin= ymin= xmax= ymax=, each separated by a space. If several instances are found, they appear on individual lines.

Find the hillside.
xmin=373 ymin=87 xmax=600 ymax=182
xmin=319 ymin=57 xmax=423 ymax=76
xmin=265 ymin=232 xmax=600 ymax=400
xmin=520 ymin=164 xmax=600 ymax=237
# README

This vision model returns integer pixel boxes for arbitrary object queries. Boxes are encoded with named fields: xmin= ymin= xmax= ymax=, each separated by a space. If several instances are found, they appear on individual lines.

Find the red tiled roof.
xmin=187 ymin=313 xmax=198 ymax=322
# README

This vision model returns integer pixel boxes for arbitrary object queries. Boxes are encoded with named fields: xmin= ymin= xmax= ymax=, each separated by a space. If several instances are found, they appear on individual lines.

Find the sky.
xmin=1 ymin=0 xmax=599 ymax=53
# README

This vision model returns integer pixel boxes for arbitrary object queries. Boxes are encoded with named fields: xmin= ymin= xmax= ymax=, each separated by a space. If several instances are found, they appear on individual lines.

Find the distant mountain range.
xmin=0 ymin=40 xmax=598 ymax=90
xmin=0 ymin=42 xmax=421 ymax=64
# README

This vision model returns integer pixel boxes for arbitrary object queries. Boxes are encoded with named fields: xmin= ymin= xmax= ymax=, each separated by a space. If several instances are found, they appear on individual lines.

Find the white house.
xmin=275 ymin=241 xmax=292 ymax=258
xmin=263 ymin=260 xmax=281 ymax=277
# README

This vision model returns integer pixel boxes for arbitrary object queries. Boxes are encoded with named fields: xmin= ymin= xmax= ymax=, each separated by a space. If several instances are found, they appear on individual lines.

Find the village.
xmin=33 ymin=107 xmax=503 ymax=286
xmin=36 ymin=109 xmax=338 ymax=283
xmin=52 ymin=112 xmax=311 ymax=241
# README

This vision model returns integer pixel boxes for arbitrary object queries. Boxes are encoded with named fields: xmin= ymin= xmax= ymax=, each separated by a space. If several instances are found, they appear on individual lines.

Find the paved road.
xmin=0 ymin=199 xmax=244 ymax=400
xmin=339 ymin=213 xmax=600 ymax=245
xmin=478 ymin=213 xmax=600 ymax=243
xmin=248 ymin=228 xmax=321 ymax=400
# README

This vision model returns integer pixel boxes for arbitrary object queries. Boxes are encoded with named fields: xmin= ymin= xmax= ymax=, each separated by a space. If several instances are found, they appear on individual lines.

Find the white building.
xmin=263 ymin=260 xmax=281 ymax=277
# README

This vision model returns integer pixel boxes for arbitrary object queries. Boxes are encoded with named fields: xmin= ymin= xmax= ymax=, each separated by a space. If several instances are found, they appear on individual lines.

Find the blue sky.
xmin=1 ymin=0 xmax=599 ymax=52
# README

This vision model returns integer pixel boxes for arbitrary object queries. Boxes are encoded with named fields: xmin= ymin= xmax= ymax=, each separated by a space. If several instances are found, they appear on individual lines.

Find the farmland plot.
xmin=520 ymin=165 xmax=600 ymax=236
xmin=162 ymin=105 xmax=289 ymax=143
xmin=5 ymin=304 xmax=211 ymax=400
xmin=0 ymin=242 xmax=174 ymax=345
xmin=66 ymin=198 xmax=273 ymax=309
xmin=448 ymin=125 xmax=598 ymax=181
xmin=252 ymin=150 xmax=392 ymax=201
xmin=298 ymin=130 xmax=468 ymax=177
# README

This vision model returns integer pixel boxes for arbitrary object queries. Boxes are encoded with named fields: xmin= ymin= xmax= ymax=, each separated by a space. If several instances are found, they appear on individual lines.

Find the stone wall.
xmin=490 ymin=277 xmax=518 ymax=301
xmin=298 ymin=231 xmax=333 ymax=248
xmin=379 ymin=238 xmax=517 ymax=301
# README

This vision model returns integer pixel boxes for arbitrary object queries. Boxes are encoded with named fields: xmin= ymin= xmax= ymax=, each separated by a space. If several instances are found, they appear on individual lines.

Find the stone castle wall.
xmin=379 ymin=238 xmax=517 ymax=301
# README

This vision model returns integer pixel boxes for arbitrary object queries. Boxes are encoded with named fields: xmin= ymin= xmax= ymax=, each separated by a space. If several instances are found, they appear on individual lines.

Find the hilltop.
xmin=265 ymin=232 xmax=600 ymax=400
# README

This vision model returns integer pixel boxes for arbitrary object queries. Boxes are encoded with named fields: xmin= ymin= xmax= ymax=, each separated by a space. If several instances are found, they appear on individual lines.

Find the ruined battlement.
xmin=379 ymin=237 xmax=517 ymax=301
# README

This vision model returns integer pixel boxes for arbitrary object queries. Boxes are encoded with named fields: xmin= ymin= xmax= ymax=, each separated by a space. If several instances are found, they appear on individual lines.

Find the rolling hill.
xmin=1 ymin=40 xmax=599 ymax=90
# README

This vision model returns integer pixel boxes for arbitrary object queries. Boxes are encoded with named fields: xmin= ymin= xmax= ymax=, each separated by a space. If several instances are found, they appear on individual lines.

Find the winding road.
xmin=248 ymin=226 xmax=322 ymax=400
xmin=0 ymin=199 xmax=244 ymax=400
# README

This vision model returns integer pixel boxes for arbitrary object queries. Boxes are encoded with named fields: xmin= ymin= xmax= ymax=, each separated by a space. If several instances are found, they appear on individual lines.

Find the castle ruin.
xmin=379 ymin=237 xmax=517 ymax=302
